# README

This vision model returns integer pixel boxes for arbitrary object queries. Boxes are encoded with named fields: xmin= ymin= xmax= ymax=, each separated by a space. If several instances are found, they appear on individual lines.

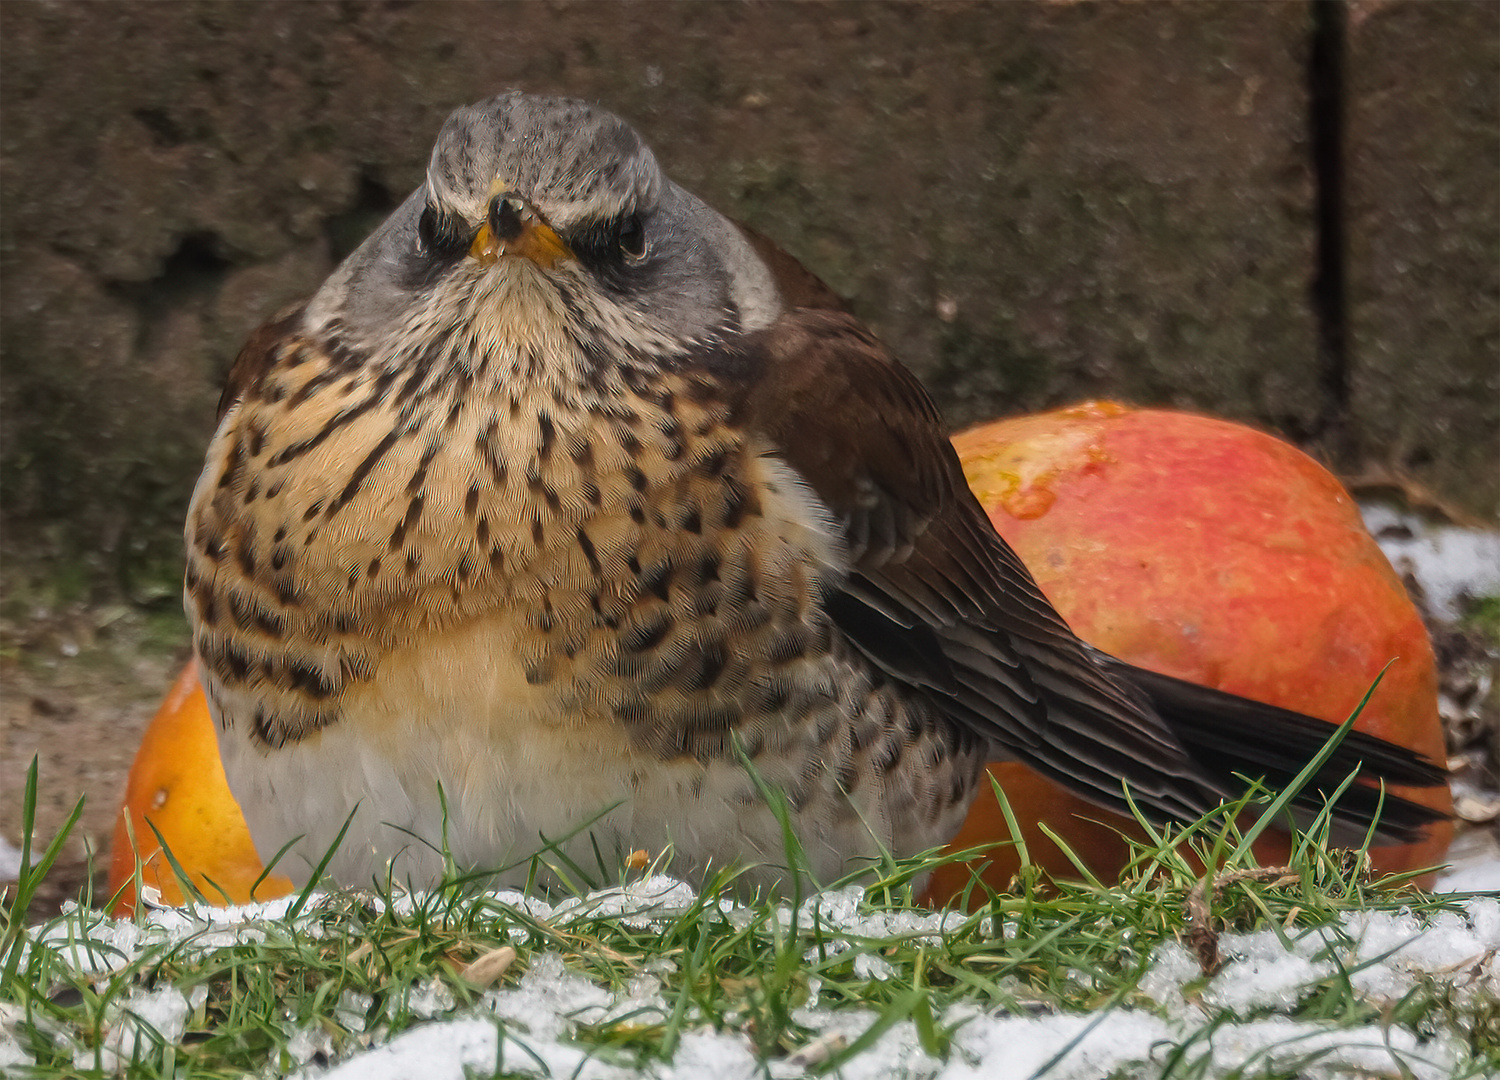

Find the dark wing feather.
xmin=738 ymin=309 xmax=1446 ymax=842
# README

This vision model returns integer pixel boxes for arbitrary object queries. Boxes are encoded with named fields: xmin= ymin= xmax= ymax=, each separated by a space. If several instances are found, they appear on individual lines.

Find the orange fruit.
xmin=106 ymin=658 xmax=293 ymax=915
xmin=922 ymin=402 xmax=1452 ymax=903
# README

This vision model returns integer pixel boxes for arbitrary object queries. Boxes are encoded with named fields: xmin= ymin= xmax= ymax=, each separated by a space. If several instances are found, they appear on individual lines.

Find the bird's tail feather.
xmin=1093 ymin=652 xmax=1450 ymax=846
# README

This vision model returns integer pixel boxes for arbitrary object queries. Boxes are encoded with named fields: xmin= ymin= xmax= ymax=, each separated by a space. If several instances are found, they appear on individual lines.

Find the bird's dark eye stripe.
xmin=417 ymin=204 xmax=472 ymax=260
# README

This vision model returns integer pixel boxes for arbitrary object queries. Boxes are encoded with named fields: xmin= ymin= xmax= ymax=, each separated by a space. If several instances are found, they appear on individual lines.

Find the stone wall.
xmin=1 ymin=1 xmax=1494 ymax=607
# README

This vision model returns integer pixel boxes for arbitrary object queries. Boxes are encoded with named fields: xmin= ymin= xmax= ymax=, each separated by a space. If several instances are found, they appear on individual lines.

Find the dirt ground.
xmin=0 ymin=599 xmax=189 ymax=920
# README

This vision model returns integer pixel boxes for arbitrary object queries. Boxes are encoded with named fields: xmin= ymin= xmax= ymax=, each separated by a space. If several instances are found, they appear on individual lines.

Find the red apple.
xmin=922 ymin=402 xmax=1453 ymax=903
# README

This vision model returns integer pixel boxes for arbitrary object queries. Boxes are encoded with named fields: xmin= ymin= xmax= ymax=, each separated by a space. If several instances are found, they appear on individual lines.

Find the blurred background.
xmin=2 ymin=1 xmax=1496 ymax=907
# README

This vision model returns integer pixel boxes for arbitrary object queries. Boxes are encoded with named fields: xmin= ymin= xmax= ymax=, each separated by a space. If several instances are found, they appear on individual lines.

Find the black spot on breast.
xmin=225 ymin=590 xmax=252 ymax=630
xmin=682 ymin=639 xmax=727 ymax=691
xmin=701 ymin=449 xmax=729 ymax=477
xmin=641 ymin=560 xmax=672 ymax=601
xmin=722 ymin=479 xmax=759 ymax=528
xmin=537 ymin=412 xmax=556 ymax=458
xmin=532 ymin=596 xmax=556 ymax=633
xmin=235 ymin=531 xmax=257 ymax=577
xmin=220 ymin=640 xmax=251 ymax=682
xmin=217 ymin=440 xmax=244 ymax=490
xmin=287 ymin=661 xmax=336 ymax=700
xmin=253 ymin=707 xmax=276 ymax=745
xmin=611 ymin=693 xmax=652 ymax=726
xmin=406 ymin=446 xmax=436 ymax=496
xmin=465 ymin=484 xmax=480 ymax=517
xmin=621 ymin=608 xmax=673 ymax=653
xmin=577 ymin=527 xmax=601 ymax=575
xmin=254 ymin=608 xmax=284 ymax=639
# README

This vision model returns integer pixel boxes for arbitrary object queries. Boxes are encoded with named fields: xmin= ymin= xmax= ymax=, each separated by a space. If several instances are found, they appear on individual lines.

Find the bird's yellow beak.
xmin=469 ymin=193 xmax=573 ymax=270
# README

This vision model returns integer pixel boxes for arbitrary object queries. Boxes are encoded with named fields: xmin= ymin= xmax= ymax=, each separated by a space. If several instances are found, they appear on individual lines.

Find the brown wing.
xmin=216 ymin=303 xmax=308 ymax=421
xmin=738 ymin=309 xmax=1226 ymax=822
xmin=735 ymin=309 xmax=1446 ymax=839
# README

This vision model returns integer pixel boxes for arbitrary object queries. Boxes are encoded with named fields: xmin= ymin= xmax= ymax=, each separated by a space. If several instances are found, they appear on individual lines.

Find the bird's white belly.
xmin=216 ymin=706 xmax=645 ymax=890
xmin=210 ymin=613 xmax=838 ymax=891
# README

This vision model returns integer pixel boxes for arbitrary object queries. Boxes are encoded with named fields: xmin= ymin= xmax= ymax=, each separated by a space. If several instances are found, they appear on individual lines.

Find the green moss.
xmin=1460 ymin=594 xmax=1500 ymax=647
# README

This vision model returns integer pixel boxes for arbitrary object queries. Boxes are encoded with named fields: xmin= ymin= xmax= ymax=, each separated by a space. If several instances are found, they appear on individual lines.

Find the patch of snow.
xmin=21 ymin=880 xmax=1500 ymax=1080
xmin=1360 ymin=503 xmax=1500 ymax=619
xmin=941 ymin=1011 xmax=1174 ymax=1079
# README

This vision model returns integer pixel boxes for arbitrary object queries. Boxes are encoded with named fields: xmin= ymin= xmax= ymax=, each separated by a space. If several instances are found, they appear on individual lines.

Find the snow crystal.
xmin=852 ymin=951 xmax=896 ymax=981
xmin=551 ymin=875 xmax=699 ymax=927
xmin=73 ymin=986 xmax=194 ymax=1073
xmin=285 ymin=1023 xmax=334 ymax=1067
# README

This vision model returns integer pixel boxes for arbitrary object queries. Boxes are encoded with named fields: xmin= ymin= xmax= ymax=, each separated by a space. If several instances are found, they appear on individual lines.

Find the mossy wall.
xmin=2 ymin=1 xmax=1494 ymax=607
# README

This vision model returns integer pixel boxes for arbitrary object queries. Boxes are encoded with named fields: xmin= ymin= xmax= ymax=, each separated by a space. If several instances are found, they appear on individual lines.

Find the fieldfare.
xmin=186 ymin=92 xmax=1445 ymax=892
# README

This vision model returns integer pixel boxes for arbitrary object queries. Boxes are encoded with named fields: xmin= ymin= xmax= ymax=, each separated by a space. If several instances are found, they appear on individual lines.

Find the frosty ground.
xmin=3 ymin=853 xmax=1497 ymax=1080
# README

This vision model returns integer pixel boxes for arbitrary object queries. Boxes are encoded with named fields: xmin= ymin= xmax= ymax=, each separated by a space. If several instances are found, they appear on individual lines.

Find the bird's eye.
xmin=617 ymin=213 xmax=646 ymax=261
xmin=417 ymin=204 xmax=470 ymax=260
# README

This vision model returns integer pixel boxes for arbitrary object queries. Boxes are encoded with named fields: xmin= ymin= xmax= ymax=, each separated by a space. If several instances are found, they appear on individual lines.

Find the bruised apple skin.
xmin=921 ymin=402 xmax=1453 ymax=904
xmin=107 ymin=659 xmax=293 ymax=915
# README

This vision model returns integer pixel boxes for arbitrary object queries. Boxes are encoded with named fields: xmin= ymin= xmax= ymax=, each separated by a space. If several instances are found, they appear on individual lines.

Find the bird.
xmin=185 ymin=91 xmax=1447 ymax=894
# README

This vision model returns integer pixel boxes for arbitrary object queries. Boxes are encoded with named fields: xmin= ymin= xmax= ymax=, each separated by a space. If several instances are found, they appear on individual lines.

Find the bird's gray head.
xmin=306 ymin=92 xmax=782 ymax=374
